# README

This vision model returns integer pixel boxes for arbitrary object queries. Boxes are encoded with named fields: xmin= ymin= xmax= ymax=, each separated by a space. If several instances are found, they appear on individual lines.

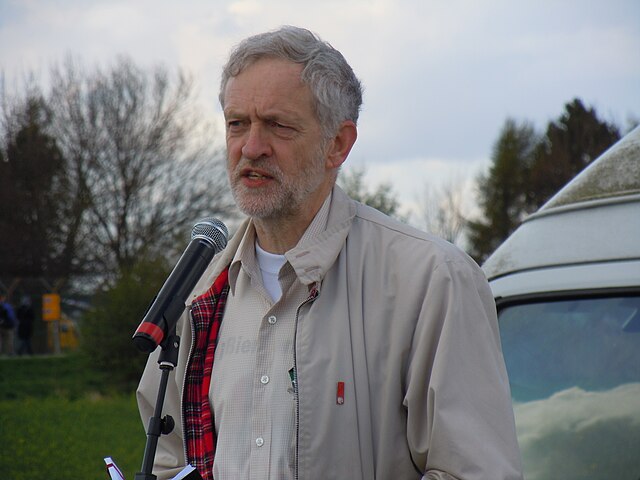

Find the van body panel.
xmin=483 ymin=196 xmax=640 ymax=282
xmin=490 ymin=259 xmax=640 ymax=299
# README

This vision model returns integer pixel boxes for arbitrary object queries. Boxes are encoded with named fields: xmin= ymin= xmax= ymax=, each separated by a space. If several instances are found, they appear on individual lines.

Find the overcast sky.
xmin=1 ymin=0 xmax=639 ymax=218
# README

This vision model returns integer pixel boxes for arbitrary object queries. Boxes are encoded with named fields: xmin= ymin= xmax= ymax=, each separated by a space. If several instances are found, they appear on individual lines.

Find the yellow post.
xmin=42 ymin=294 xmax=61 ymax=354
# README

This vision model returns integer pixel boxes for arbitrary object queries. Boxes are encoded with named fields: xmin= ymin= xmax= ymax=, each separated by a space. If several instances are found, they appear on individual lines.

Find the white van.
xmin=482 ymin=126 xmax=640 ymax=479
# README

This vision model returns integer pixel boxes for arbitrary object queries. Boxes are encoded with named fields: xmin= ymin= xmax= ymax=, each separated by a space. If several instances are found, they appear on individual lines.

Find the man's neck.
xmin=253 ymin=214 xmax=315 ymax=254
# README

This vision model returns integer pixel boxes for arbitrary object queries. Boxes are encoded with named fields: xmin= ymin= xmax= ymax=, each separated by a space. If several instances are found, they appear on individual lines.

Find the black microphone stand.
xmin=135 ymin=327 xmax=180 ymax=480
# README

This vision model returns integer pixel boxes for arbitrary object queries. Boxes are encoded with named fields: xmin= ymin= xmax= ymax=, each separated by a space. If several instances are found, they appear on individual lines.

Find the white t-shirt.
xmin=255 ymin=243 xmax=287 ymax=302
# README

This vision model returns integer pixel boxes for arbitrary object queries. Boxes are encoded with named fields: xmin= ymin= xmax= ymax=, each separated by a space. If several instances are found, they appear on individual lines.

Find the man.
xmin=0 ymin=293 xmax=17 ymax=356
xmin=16 ymin=296 xmax=35 ymax=355
xmin=137 ymin=26 xmax=523 ymax=480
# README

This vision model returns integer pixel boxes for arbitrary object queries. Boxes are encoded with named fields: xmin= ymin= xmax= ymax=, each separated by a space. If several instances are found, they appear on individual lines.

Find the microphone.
xmin=132 ymin=218 xmax=228 ymax=353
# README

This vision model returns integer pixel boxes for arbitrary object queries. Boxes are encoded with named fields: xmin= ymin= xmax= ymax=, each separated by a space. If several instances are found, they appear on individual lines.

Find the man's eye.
xmin=227 ymin=120 xmax=242 ymax=128
xmin=271 ymin=121 xmax=294 ymax=133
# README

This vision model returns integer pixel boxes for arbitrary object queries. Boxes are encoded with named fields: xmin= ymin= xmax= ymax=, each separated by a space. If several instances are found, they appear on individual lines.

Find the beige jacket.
xmin=137 ymin=185 xmax=523 ymax=479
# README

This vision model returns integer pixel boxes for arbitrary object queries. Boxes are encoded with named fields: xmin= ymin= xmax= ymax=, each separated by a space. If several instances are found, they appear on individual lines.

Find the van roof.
xmin=482 ymin=126 xmax=640 ymax=282
xmin=541 ymin=125 xmax=640 ymax=210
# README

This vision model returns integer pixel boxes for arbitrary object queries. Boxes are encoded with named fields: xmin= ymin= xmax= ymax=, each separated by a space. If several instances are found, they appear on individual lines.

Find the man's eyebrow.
xmin=262 ymin=113 xmax=295 ymax=124
xmin=223 ymin=105 xmax=309 ymax=126
xmin=222 ymin=108 xmax=244 ymax=119
xmin=262 ymin=108 xmax=308 ymax=124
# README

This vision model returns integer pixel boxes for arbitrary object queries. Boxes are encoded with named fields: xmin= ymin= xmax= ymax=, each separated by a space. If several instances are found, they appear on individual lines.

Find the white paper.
xmin=104 ymin=457 xmax=126 ymax=480
xmin=171 ymin=464 xmax=202 ymax=480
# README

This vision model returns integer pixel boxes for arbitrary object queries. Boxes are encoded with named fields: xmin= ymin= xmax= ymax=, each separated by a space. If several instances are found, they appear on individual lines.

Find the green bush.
xmin=81 ymin=257 xmax=171 ymax=392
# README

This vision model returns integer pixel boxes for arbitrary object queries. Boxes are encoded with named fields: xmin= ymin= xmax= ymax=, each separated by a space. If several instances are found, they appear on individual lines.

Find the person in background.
xmin=0 ymin=293 xmax=17 ymax=356
xmin=16 ymin=296 xmax=35 ymax=356
xmin=137 ymin=25 xmax=523 ymax=480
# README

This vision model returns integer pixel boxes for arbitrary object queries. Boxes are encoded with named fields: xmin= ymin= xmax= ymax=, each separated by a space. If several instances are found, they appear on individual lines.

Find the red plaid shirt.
xmin=183 ymin=267 xmax=230 ymax=480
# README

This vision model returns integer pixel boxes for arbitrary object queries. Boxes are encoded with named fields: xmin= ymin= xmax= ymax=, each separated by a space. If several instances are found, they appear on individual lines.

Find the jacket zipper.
xmin=181 ymin=307 xmax=198 ymax=462
xmin=294 ymin=282 xmax=320 ymax=480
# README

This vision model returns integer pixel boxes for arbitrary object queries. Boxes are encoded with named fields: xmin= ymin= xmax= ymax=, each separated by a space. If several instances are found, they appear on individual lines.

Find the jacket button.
xmin=256 ymin=437 xmax=264 ymax=447
xmin=260 ymin=375 xmax=269 ymax=384
xmin=268 ymin=315 xmax=277 ymax=325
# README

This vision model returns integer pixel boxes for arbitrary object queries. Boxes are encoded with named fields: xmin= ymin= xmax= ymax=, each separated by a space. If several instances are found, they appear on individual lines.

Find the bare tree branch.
xmin=45 ymin=56 xmax=236 ymax=280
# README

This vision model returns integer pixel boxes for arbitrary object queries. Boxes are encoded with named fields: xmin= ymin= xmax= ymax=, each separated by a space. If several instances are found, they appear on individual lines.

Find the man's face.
xmin=223 ymin=57 xmax=332 ymax=221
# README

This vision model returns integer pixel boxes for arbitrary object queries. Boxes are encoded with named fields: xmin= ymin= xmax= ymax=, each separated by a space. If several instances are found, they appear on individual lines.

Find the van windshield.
xmin=498 ymin=294 xmax=640 ymax=480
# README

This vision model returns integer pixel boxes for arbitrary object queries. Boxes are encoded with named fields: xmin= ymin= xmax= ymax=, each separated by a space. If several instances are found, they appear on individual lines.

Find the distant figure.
xmin=16 ymin=296 xmax=35 ymax=356
xmin=0 ymin=294 xmax=17 ymax=356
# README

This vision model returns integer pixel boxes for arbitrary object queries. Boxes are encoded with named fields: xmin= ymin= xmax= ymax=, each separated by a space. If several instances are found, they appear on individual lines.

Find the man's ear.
xmin=326 ymin=121 xmax=358 ymax=169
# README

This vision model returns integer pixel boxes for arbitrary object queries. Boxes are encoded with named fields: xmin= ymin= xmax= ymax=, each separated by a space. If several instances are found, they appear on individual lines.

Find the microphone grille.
xmin=191 ymin=218 xmax=229 ymax=252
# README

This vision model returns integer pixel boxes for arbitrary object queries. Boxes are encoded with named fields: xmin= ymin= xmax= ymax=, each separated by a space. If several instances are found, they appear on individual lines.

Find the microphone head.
xmin=191 ymin=218 xmax=228 ymax=253
xmin=132 ymin=218 xmax=229 ymax=354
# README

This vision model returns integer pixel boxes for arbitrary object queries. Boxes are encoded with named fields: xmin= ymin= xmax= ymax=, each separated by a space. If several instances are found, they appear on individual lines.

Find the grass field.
xmin=0 ymin=355 xmax=147 ymax=480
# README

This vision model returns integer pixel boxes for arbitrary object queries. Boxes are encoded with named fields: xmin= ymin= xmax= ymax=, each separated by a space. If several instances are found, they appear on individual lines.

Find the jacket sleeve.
xmin=404 ymin=256 xmax=523 ymax=479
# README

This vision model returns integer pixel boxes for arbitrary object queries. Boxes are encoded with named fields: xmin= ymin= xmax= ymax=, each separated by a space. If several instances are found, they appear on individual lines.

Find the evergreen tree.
xmin=527 ymin=98 xmax=620 ymax=209
xmin=467 ymin=119 xmax=538 ymax=263
xmin=468 ymin=99 xmax=621 ymax=263
xmin=0 ymin=95 xmax=71 ymax=282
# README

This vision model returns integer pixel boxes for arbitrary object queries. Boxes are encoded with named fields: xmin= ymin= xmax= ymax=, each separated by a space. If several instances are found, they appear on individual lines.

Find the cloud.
xmin=514 ymin=383 xmax=640 ymax=479
xmin=1 ymin=0 xmax=638 ymax=215
xmin=227 ymin=0 xmax=265 ymax=16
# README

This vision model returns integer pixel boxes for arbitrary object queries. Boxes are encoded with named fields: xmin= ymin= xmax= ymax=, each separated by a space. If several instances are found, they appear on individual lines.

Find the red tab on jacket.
xmin=336 ymin=381 xmax=345 ymax=405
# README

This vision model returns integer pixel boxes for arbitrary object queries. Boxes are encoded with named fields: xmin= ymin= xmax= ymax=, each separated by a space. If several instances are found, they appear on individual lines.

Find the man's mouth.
xmin=240 ymin=166 xmax=276 ymax=180
xmin=246 ymin=171 xmax=270 ymax=179
xmin=238 ymin=168 xmax=277 ymax=187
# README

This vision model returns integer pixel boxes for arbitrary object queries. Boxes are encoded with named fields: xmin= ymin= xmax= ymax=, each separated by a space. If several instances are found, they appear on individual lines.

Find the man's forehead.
xmin=227 ymin=57 xmax=305 ymax=90
xmin=223 ymin=58 xmax=315 ymax=116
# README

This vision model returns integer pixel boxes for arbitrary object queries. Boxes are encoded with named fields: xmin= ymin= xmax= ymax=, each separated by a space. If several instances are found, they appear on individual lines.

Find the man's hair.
xmin=219 ymin=25 xmax=363 ymax=139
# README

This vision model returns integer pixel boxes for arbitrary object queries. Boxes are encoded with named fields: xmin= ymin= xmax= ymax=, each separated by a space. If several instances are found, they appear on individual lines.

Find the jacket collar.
xmin=285 ymin=185 xmax=355 ymax=285
xmin=187 ymin=184 xmax=356 ymax=303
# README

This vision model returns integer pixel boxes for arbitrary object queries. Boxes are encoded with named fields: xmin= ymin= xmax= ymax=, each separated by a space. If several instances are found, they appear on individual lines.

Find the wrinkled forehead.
xmin=223 ymin=58 xmax=317 ymax=119
xmin=221 ymin=54 xmax=313 ymax=104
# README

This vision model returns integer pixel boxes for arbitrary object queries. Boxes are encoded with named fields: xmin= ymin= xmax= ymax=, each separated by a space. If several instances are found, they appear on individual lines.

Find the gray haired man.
xmin=137 ymin=25 xmax=523 ymax=480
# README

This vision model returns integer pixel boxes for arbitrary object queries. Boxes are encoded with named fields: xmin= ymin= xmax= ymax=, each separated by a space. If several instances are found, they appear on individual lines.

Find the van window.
xmin=498 ymin=294 xmax=640 ymax=479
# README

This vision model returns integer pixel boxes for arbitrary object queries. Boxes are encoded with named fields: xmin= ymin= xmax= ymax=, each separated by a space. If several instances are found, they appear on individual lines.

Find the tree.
xmin=44 ymin=56 xmax=236 ymax=284
xmin=418 ymin=176 xmax=467 ymax=247
xmin=80 ymin=255 xmax=171 ymax=390
xmin=338 ymin=166 xmax=403 ymax=219
xmin=467 ymin=99 xmax=622 ymax=264
xmin=527 ymin=98 xmax=620 ymax=209
xmin=0 ymin=92 xmax=73 ymax=285
xmin=467 ymin=119 xmax=539 ymax=263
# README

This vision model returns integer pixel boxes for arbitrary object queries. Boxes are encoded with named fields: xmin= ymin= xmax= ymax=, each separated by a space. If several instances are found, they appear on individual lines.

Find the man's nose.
xmin=241 ymin=124 xmax=272 ymax=160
